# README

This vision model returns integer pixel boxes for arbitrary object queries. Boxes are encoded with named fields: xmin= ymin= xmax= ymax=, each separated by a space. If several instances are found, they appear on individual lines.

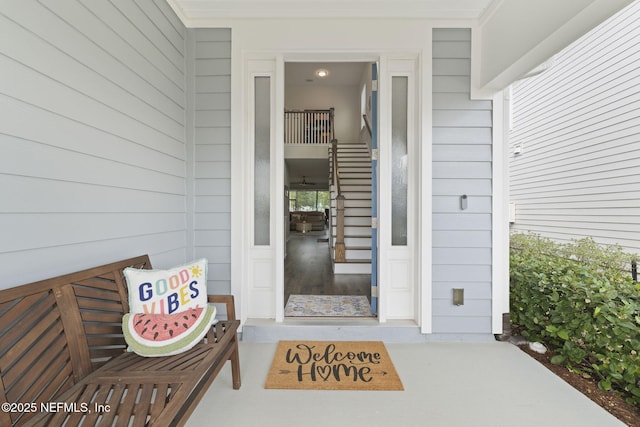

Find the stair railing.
xmin=363 ymin=114 xmax=373 ymax=152
xmin=363 ymin=113 xmax=372 ymax=136
xmin=331 ymin=136 xmax=346 ymax=263
xmin=284 ymin=108 xmax=334 ymax=144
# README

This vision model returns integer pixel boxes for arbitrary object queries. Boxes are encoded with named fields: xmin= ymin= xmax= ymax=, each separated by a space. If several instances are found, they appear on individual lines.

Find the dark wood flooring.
xmin=284 ymin=228 xmax=370 ymax=310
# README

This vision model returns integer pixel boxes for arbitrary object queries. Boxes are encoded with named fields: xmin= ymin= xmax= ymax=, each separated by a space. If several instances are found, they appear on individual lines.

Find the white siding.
xmin=192 ymin=29 xmax=232 ymax=294
xmin=509 ymin=1 xmax=640 ymax=256
xmin=432 ymin=29 xmax=493 ymax=334
xmin=0 ymin=0 xmax=187 ymax=288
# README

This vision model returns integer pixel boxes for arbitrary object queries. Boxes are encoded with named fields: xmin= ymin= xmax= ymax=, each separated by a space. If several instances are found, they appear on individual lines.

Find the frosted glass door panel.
xmin=391 ymin=76 xmax=408 ymax=246
xmin=254 ymin=76 xmax=271 ymax=246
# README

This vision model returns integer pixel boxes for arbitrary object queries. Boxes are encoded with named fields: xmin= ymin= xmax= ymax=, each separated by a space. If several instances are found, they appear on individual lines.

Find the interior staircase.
xmin=329 ymin=142 xmax=372 ymax=274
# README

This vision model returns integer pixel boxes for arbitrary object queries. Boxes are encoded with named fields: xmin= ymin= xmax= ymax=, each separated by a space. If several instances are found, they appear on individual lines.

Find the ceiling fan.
xmin=291 ymin=176 xmax=315 ymax=187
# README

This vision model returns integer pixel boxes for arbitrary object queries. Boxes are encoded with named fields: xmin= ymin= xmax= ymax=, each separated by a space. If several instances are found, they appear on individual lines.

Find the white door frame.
xmin=238 ymin=50 xmax=422 ymax=326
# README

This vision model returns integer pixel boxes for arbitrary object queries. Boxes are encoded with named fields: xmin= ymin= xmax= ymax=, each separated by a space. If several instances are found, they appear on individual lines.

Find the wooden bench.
xmin=0 ymin=255 xmax=240 ymax=426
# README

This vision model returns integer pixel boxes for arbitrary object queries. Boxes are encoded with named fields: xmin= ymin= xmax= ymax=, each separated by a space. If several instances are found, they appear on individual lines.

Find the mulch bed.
xmin=518 ymin=345 xmax=640 ymax=427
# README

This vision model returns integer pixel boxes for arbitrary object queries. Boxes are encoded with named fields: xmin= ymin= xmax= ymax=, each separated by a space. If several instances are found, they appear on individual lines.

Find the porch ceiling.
xmin=168 ymin=0 xmax=495 ymax=20
xmin=169 ymin=0 xmax=634 ymax=94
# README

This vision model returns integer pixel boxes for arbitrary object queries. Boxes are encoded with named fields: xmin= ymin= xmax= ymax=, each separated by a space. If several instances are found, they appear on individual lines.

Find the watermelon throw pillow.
xmin=123 ymin=259 xmax=208 ymax=315
xmin=122 ymin=305 xmax=216 ymax=357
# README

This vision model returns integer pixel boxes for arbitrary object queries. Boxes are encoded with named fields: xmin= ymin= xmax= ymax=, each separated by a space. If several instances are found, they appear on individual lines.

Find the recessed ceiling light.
xmin=315 ymin=68 xmax=329 ymax=78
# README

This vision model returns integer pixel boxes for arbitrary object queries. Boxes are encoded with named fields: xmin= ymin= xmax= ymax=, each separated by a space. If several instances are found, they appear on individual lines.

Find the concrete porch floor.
xmin=187 ymin=341 xmax=625 ymax=427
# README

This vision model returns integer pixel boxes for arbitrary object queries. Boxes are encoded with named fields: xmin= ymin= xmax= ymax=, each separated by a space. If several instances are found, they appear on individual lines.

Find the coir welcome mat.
xmin=265 ymin=341 xmax=404 ymax=391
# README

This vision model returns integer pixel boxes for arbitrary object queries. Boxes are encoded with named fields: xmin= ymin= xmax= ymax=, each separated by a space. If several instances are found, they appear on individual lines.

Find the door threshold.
xmin=242 ymin=318 xmax=427 ymax=342
xmin=282 ymin=316 xmax=378 ymax=324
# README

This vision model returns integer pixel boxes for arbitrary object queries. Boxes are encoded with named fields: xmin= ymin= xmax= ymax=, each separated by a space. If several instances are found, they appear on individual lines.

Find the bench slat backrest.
xmin=0 ymin=255 xmax=151 ymax=426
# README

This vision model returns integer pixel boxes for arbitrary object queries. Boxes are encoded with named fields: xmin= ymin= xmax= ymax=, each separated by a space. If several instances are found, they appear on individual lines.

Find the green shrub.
xmin=510 ymin=233 xmax=640 ymax=406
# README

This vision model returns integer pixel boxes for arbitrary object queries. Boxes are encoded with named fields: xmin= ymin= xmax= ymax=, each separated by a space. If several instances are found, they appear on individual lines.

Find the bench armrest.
xmin=207 ymin=294 xmax=237 ymax=321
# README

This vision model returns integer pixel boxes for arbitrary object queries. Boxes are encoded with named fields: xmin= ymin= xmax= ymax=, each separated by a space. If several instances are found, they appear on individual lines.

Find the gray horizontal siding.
xmin=432 ymin=28 xmax=493 ymax=334
xmin=192 ymin=28 xmax=232 ymax=294
xmin=0 ymin=0 xmax=187 ymax=288
xmin=509 ymin=1 xmax=640 ymax=256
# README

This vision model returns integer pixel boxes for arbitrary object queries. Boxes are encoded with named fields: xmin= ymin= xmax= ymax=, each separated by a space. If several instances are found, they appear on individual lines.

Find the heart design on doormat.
xmin=316 ymin=365 xmax=332 ymax=381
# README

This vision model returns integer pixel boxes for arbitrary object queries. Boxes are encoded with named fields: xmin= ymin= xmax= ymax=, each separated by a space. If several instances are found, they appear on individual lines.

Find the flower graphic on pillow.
xmin=190 ymin=264 xmax=204 ymax=278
